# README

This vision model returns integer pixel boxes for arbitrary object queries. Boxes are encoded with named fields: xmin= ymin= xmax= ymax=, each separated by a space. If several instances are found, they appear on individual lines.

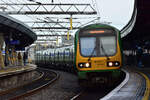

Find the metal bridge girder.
xmin=0 ymin=3 xmax=97 ymax=15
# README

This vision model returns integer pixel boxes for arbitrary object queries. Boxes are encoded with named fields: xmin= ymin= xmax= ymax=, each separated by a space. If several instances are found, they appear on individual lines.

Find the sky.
xmin=96 ymin=0 xmax=134 ymax=30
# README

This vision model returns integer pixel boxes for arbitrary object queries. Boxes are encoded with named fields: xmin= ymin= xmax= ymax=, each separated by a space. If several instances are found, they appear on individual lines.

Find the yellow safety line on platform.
xmin=139 ymin=72 xmax=150 ymax=100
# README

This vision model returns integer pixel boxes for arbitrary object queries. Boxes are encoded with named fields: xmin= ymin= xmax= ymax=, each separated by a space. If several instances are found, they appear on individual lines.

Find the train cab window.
xmin=80 ymin=35 xmax=117 ymax=57
xmin=99 ymin=36 xmax=116 ymax=56
xmin=80 ymin=37 xmax=96 ymax=56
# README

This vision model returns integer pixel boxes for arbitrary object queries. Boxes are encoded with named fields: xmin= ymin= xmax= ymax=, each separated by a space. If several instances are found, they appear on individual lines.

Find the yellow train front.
xmin=74 ymin=24 xmax=122 ymax=85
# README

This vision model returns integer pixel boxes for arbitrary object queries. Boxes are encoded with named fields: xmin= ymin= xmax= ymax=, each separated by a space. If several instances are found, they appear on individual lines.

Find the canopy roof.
xmin=122 ymin=0 xmax=150 ymax=49
xmin=0 ymin=13 xmax=37 ymax=49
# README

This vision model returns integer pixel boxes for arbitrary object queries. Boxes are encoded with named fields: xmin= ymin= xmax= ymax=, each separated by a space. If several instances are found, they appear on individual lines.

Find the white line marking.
xmin=70 ymin=92 xmax=82 ymax=100
xmin=100 ymin=69 xmax=129 ymax=100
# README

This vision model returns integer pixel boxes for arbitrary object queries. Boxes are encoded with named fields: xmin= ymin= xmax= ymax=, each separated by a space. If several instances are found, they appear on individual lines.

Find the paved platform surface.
xmin=132 ymin=66 xmax=150 ymax=78
xmin=129 ymin=66 xmax=150 ymax=100
xmin=0 ymin=64 xmax=37 ymax=77
xmin=102 ymin=67 xmax=146 ymax=100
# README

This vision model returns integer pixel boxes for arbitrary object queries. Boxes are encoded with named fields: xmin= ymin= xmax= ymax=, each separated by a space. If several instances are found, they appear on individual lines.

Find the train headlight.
xmin=114 ymin=62 xmax=120 ymax=66
xmin=78 ymin=63 xmax=91 ymax=68
xmin=85 ymin=63 xmax=90 ymax=68
xmin=108 ymin=62 xmax=113 ymax=67
xmin=107 ymin=61 xmax=120 ymax=67
xmin=79 ymin=63 xmax=84 ymax=68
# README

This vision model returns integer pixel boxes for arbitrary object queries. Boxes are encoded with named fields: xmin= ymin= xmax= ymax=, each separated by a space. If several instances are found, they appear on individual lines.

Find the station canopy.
xmin=0 ymin=12 xmax=37 ymax=49
xmin=122 ymin=0 xmax=150 ymax=49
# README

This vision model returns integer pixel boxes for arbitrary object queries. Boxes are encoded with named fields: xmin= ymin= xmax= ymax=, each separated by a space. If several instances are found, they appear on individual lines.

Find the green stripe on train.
xmin=74 ymin=30 xmax=79 ymax=71
xmin=78 ymin=69 xmax=121 ymax=79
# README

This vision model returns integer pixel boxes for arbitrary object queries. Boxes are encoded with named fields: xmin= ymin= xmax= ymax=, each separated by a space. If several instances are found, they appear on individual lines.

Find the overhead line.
xmin=37 ymin=35 xmax=72 ymax=36
xmin=0 ymin=3 xmax=91 ymax=5
xmin=32 ymin=27 xmax=79 ymax=29
xmin=6 ymin=11 xmax=97 ymax=15
xmin=34 ymin=30 xmax=68 ymax=32
xmin=44 ymin=17 xmax=98 ymax=19
xmin=24 ymin=21 xmax=81 ymax=23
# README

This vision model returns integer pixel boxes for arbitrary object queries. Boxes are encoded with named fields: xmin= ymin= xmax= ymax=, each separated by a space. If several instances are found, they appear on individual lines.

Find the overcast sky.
xmin=43 ymin=0 xmax=135 ymax=30
xmin=96 ymin=0 xmax=134 ymax=30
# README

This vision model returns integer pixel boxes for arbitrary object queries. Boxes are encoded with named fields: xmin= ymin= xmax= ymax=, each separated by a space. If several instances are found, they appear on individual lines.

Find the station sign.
xmin=10 ymin=40 xmax=20 ymax=45
xmin=83 ymin=29 xmax=114 ymax=34
xmin=6 ymin=40 xmax=20 ymax=45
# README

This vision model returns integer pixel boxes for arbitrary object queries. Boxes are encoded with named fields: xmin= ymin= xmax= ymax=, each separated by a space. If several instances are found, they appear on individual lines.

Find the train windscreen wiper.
xmin=100 ymin=39 xmax=110 ymax=60
xmin=88 ymin=45 xmax=97 ymax=62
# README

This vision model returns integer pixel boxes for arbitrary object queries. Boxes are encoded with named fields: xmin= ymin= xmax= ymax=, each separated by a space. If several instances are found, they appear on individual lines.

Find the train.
xmin=35 ymin=23 xmax=123 ymax=86
xmin=35 ymin=45 xmax=74 ymax=71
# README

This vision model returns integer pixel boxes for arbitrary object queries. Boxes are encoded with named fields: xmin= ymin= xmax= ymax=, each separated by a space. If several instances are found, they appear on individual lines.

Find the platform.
xmin=101 ymin=66 xmax=149 ymax=100
xmin=0 ymin=64 xmax=37 ymax=77
xmin=0 ymin=11 xmax=37 ymax=68
xmin=0 ymin=64 xmax=40 ymax=97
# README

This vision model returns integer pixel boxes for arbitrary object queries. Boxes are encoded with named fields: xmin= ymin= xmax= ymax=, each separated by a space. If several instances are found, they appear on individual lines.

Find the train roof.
xmin=75 ymin=23 xmax=120 ymax=36
xmin=84 ymin=23 xmax=118 ymax=30
xmin=36 ymin=45 xmax=74 ymax=54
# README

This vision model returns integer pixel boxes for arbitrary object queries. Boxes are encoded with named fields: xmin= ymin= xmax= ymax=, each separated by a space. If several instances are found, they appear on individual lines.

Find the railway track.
xmin=71 ymin=70 xmax=126 ymax=100
xmin=0 ymin=68 xmax=59 ymax=100
xmin=70 ymin=68 xmax=148 ymax=100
